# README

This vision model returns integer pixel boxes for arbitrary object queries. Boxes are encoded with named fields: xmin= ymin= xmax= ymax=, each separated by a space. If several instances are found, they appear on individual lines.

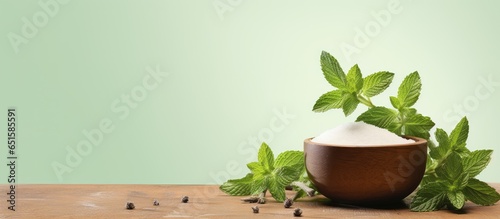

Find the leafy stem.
xmin=290 ymin=181 xmax=315 ymax=198
xmin=220 ymin=143 xmax=308 ymax=202
xmin=357 ymin=94 xmax=375 ymax=108
xmin=313 ymin=51 xmax=433 ymax=139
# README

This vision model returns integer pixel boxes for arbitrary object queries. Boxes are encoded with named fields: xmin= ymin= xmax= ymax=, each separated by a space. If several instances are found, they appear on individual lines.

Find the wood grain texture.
xmin=1 ymin=184 xmax=499 ymax=218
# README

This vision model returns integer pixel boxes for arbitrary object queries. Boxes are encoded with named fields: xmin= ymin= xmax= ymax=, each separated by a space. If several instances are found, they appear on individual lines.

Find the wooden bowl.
xmin=304 ymin=136 xmax=427 ymax=204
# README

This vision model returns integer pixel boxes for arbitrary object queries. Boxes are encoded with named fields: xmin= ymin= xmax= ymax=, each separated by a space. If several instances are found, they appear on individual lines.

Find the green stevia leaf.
xmin=247 ymin=162 xmax=267 ymax=176
xmin=429 ymin=144 xmax=447 ymax=161
xmin=269 ymin=177 xmax=286 ymax=202
xmin=312 ymin=90 xmax=345 ymax=112
xmin=455 ymin=147 xmax=471 ymax=157
xmin=427 ymin=139 xmax=437 ymax=150
xmin=258 ymin=142 xmax=274 ymax=171
xmin=219 ymin=173 xmax=254 ymax=196
xmin=320 ymin=51 xmax=347 ymax=90
xmin=434 ymin=128 xmax=450 ymax=145
xmin=410 ymin=181 xmax=448 ymax=211
xmin=401 ymin=109 xmax=434 ymax=139
xmin=362 ymin=71 xmax=394 ymax=97
xmin=449 ymin=117 xmax=469 ymax=149
xmin=274 ymin=151 xmax=304 ymax=171
xmin=251 ymin=175 xmax=270 ymax=195
xmin=436 ymin=152 xmax=463 ymax=182
xmin=447 ymin=191 xmax=466 ymax=210
xmin=346 ymin=64 xmax=363 ymax=92
xmin=342 ymin=93 xmax=360 ymax=116
xmin=269 ymin=166 xmax=303 ymax=202
xmin=430 ymin=128 xmax=450 ymax=159
xmin=389 ymin=96 xmax=401 ymax=109
xmin=273 ymin=166 xmax=302 ymax=188
xmin=463 ymin=178 xmax=500 ymax=206
xmin=397 ymin=71 xmax=422 ymax=108
xmin=356 ymin=106 xmax=398 ymax=130
xmin=463 ymin=150 xmax=493 ymax=177
xmin=454 ymin=172 xmax=470 ymax=191
xmin=420 ymin=173 xmax=439 ymax=187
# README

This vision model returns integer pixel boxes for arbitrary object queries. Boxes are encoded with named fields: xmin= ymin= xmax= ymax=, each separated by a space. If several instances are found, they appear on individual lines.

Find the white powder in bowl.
xmin=311 ymin=122 xmax=415 ymax=146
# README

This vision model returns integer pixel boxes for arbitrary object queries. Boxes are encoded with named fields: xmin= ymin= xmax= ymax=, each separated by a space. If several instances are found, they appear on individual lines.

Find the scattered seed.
xmin=293 ymin=208 xmax=302 ymax=217
xmin=284 ymin=197 xmax=293 ymax=208
xmin=125 ymin=202 xmax=135 ymax=210
xmin=153 ymin=199 xmax=160 ymax=206
xmin=181 ymin=196 xmax=189 ymax=203
xmin=251 ymin=206 xmax=259 ymax=213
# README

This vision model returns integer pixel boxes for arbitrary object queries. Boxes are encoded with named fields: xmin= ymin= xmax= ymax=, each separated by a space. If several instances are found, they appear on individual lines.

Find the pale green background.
xmin=1 ymin=0 xmax=499 ymax=184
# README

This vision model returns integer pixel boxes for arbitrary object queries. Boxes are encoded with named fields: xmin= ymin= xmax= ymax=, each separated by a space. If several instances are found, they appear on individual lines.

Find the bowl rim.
xmin=304 ymin=135 xmax=427 ymax=148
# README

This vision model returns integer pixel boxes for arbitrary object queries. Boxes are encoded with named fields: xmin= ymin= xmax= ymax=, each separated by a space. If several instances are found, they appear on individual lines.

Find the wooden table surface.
xmin=1 ymin=184 xmax=499 ymax=218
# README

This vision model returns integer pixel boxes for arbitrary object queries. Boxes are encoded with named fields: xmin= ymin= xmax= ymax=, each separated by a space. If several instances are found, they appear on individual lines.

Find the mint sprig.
xmin=315 ymin=51 xmax=434 ymax=139
xmin=314 ymin=51 xmax=392 ymax=115
xmin=411 ymin=150 xmax=500 ymax=211
xmin=411 ymin=117 xmax=500 ymax=211
xmin=220 ymin=143 xmax=310 ymax=202
xmin=356 ymin=72 xmax=435 ymax=139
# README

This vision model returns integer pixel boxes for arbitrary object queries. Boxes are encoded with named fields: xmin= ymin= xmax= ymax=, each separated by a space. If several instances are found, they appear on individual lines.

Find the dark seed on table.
xmin=252 ymin=206 xmax=259 ymax=213
xmin=153 ymin=199 xmax=159 ymax=206
xmin=126 ymin=202 xmax=135 ymax=210
xmin=284 ymin=198 xmax=293 ymax=208
xmin=182 ymin=196 xmax=189 ymax=203
xmin=293 ymin=208 xmax=302 ymax=217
